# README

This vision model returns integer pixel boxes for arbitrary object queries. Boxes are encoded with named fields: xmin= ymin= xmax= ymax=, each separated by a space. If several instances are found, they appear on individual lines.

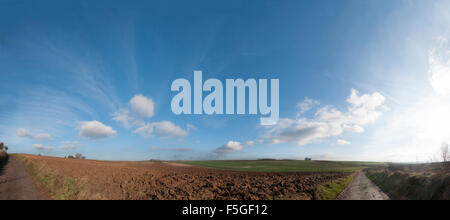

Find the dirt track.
xmin=0 ymin=156 xmax=46 ymax=200
xmin=338 ymin=171 xmax=389 ymax=200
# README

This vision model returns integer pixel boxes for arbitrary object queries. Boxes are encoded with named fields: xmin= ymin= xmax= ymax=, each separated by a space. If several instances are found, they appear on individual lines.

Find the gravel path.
xmin=338 ymin=170 xmax=390 ymax=200
xmin=0 ymin=156 xmax=47 ymax=200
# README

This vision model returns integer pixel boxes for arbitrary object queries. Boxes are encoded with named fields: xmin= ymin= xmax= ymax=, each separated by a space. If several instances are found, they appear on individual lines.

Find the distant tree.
xmin=68 ymin=155 xmax=75 ymax=159
xmin=0 ymin=142 xmax=3 ymax=150
xmin=75 ymin=153 xmax=86 ymax=159
xmin=4 ymin=146 xmax=8 ymax=152
xmin=441 ymin=142 xmax=449 ymax=162
xmin=305 ymin=157 xmax=312 ymax=161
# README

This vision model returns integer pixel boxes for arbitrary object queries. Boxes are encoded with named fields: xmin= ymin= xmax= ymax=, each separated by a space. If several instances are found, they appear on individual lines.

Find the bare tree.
xmin=441 ymin=142 xmax=449 ymax=162
xmin=75 ymin=153 xmax=86 ymax=160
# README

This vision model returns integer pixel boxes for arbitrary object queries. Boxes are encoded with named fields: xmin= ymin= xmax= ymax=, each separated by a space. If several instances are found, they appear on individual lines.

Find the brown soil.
xmin=19 ymin=154 xmax=349 ymax=200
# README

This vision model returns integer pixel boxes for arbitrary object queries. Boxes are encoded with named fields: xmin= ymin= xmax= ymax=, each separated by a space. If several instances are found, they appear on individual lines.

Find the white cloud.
xmin=244 ymin=141 xmax=255 ymax=146
xmin=151 ymin=146 xmax=193 ymax=152
xmin=17 ymin=128 xmax=52 ymax=140
xmin=152 ymin=121 xmax=188 ymax=138
xmin=112 ymin=94 xmax=155 ymax=126
xmin=35 ymin=133 xmax=52 ymax=140
xmin=297 ymin=98 xmax=320 ymax=117
xmin=343 ymin=124 xmax=365 ymax=133
xmin=60 ymin=141 xmax=79 ymax=149
xmin=429 ymin=37 xmax=450 ymax=97
xmin=134 ymin=121 xmax=188 ymax=138
xmin=337 ymin=139 xmax=351 ymax=145
xmin=362 ymin=38 xmax=450 ymax=162
xmin=32 ymin=144 xmax=54 ymax=151
xmin=215 ymin=141 xmax=254 ymax=155
xmin=78 ymin=121 xmax=116 ymax=140
xmin=130 ymin=94 xmax=155 ymax=118
xmin=113 ymin=94 xmax=190 ymax=140
xmin=187 ymin=124 xmax=197 ymax=131
xmin=264 ymin=89 xmax=386 ymax=146
xmin=17 ymin=128 xmax=33 ymax=138
xmin=112 ymin=109 xmax=133 ymax=127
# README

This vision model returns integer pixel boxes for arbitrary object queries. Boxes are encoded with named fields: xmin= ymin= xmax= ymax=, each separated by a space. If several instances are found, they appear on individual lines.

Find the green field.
xmin=181 ymin=160 xmax=385 ymax=173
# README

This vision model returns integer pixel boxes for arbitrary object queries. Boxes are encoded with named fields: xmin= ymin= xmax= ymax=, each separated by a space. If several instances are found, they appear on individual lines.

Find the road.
xmin=0 ymin=155 xmax=47 ymax=200
xmin=338 ymin=170 xmax=390 ymax=200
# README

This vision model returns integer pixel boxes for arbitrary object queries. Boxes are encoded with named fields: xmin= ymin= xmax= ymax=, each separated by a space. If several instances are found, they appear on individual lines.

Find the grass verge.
xmin=365 ymin=169 xmax=450 ymax=200
xmin=15 ymin=155 xmax=84 ymax=200
xmin=315 ymin=172 xmax=356 ymax=200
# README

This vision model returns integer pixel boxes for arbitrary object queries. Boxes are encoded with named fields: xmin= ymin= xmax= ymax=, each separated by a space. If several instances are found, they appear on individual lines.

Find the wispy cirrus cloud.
xmin=0 ymin=27 xmax=125 ymax=145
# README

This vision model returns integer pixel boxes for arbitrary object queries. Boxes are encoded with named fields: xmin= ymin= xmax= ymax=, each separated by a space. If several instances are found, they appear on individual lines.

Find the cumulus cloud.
xmin=112 ymin=109 xmax=134 ymax=127
xmin=113 ymin=94 xmax=190 ymax=139
xmin=264 ymin=89 xmax=386 ymax=146
xmin=336 ymin=139 xmax=351 ymax=145
xmin=130 ymin=94 xmax=155 ymax=118
xmin=17 ymin=128 xmax=52 ymax=140
xmin=134 ymin=121 xmax=188 ymax=138
xmin=296 ymin=98 xmax=320 ymax=117
xmin=17 ymin=128 xmax=34 ymax=138
xmin=32 ymin=144 xmax=54 ymax=151
xmin=78 ymin=121 xmax=116 ymax=140
xmin=112 ymin=94 xmax=155 ymax=126
xmin=215 ymin=141 xmax=254 ymax=155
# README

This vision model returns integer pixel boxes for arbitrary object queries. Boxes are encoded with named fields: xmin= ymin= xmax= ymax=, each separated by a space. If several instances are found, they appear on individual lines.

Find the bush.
xmin=0 ymin=150 xmax=8 ymax=168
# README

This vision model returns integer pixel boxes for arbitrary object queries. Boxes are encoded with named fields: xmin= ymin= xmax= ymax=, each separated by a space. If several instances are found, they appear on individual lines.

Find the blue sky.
xmin=1 ymin=0 xmax=450 ymax=162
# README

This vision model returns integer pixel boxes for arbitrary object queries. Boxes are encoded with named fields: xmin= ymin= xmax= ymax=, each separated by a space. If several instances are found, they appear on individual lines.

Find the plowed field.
xmin=18 ymin=154 xmax=350 ymax=200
